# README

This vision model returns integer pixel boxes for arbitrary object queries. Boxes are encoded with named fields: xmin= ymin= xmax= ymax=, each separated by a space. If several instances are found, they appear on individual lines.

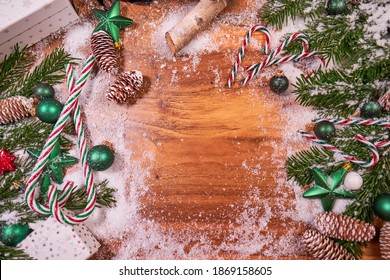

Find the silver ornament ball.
xmin=344 ymin=171 xmax=363 ymax=190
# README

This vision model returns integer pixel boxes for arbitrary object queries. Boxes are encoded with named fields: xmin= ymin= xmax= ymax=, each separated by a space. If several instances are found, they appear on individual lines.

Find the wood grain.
xmin=73 ymin=0 xmax=381 ymax=259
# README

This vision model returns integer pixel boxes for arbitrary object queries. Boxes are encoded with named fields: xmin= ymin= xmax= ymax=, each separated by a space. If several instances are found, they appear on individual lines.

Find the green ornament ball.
xmin=269 ymin=71 xmax=289 ymax=94
xmin=326 ymin=0 xmax=347 ymax=15
xmin=36 ymin=99 xmax=63 ymax=124
xmin=373 ymin=193 xmax=390 ymax=221
xmin=360 ymin=100 xmax=382 ymax=118
xmin=314 ymin=120 xmax=336 ymax=141
xmin=35 ymin=83 xmax=55 ymax=100
xmin=0 ymin=224 xmax=31 ymax=247
xmin=87 ymin=145 xmax=115 ymax=171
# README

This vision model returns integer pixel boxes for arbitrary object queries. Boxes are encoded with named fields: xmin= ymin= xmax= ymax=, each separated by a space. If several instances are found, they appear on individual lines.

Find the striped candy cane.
xmin=242 ymin=32 xmax=310 ymax=86
xmin=314 ymin=118 xmax=390 ymax=129
xmin=24 ymin=56 xmax=96 ymax=224
xmin=244 ymin=33 xmax=326 ymax=85
xmin=298 ymin=130 xmax=380 ymax=168
xmin=227 ymin=25 xmax=271 ymax=88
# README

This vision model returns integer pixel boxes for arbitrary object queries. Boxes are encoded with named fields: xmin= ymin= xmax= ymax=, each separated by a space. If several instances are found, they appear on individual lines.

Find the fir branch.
xmin=0 ymin=120 xmax=74 ymax=151
xmin=0 ymin=246 xmax=32 ymax=260
xmin=294 ymin=70 xmax=384 ymax=117
xmin=64 ymin=180 xmax=117 ymax=210
xmin=2 ymin=48 xmax=75 ymax=99
xmin=337 ymin=240 xmax=363 ymax=259
xmin=286 ymin=146 xmax=334 ymax=186
xmin=344 ymin=155 xmax=390 ymax=222
xmin=0 ymin=45 xmax=34 ymax=94
xmin=261 ymin=0 xmax=322 ymax=29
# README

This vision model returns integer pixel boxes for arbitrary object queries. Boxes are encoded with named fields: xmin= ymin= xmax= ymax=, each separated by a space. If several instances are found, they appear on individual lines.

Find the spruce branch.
xmin=0 ymin=120 xmax=74 ymax=151
xmin=2 ymin=48 xmax=75 ymax=99
xmin=286 ymin=146 xmax=334 ymax=186
xmin=64 ymin=180 xmax=117 ymax=210
xmin=337 ymin=240 xmax=363 ymax=259
xmin=0 ymin=246 xmax=32 ymax=260
xmin=261 ymin=0 xmax=323 ymax=29
xmin=0 ymin=45 xmax=34 ymax=94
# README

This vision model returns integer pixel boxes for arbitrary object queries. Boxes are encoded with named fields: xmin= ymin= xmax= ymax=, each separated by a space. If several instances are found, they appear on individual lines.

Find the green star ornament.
xmin=92 ymin=0 xmax=133 ymax=46
xmin=27 ymin=140 xmax=78 ymax=184
xmin=303 ymin=163 xmax=354 ymax=211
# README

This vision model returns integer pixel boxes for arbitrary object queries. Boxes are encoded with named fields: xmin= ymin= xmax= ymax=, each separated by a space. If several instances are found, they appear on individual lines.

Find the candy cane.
xmin=242 ymin=32 xmax=310 ymax=86
xmin=47 ymin=62 xmax=97 ymax=225
xmin=314 ymin=118 xmax=390 ymax=129
xmin=227 ymin=25 xmax=271 ymax=88
xmin=24 ymin=56 xmax=95 ymax=223
xmin=298 ymin=130 xmax=380 ymax=168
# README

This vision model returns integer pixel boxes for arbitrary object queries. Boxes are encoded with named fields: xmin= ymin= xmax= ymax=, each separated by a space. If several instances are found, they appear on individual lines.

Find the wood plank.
xmin=68 ymin=0 xmax=382 ymax=259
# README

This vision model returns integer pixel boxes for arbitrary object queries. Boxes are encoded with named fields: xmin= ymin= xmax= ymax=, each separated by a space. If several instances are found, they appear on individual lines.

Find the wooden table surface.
xmin=69 ymin=0 xmax=381 ymax=259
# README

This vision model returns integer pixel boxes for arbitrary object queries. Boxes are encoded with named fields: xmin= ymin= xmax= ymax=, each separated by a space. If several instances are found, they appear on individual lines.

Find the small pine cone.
xmin=315 ymin=212 xmax=376 ymax=242
xmin=106 ymin=71 xmax=143 ymax=103
xmin=380 ymin=222 xmax=390 ymax=260
xmin=0 ymin=96 xmax=34 ymax=124
xmin=91 ymin=31 xmax=117 ymax=73
xmin=378 ymin=91 xmax=389 ymax=112
xmin=303 ymin=229 xmax=354 ymax=260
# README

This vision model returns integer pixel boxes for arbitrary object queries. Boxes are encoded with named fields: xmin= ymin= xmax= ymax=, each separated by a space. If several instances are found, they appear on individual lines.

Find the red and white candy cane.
xmin=299 ymin=130 xmax=380 ymax=168
xmin=243 ymin=32 xmax=326 ymax=85
xmin=242 ymin=32 xmax=310 ymax=86
xmin=314 ymin=118 xmax=390 ymax=129
xmin=227 ymin=25 xmax=271 ymax=88
xmin=24 ymin=56 xmax=96 ymax=224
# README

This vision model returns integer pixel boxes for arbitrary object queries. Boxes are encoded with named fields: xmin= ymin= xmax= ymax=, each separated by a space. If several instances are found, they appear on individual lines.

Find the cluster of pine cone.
xmin=303 ymin=212 xmax=389 ymax=260
xmin=90 ymin=31 xmax=144 ymax=103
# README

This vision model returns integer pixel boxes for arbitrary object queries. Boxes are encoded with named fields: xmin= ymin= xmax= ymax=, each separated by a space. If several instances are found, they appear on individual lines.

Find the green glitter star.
xmin=303 ymin=166 xmax=354 ymax=212
xmin=92 ymin=0 xmax=133 ymax=45
xmin=27 ymin=140 xmax=78 ymax=184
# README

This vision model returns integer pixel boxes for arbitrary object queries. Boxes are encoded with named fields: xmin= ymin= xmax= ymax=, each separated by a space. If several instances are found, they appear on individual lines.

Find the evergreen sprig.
xmin=0 ymin=45 xmax=34 ymax=94
xmin=1 ymin=47 xmax=74 ymax=99
xmin=261 ymin=0 xmax=323 ymax=29
xmin=0 ymin=46 xmax=116 ymax=260
xmin=0 ymin=246 xmax=32 ymax=260
xmin=266 ymin=0 xmax=390 ymax=260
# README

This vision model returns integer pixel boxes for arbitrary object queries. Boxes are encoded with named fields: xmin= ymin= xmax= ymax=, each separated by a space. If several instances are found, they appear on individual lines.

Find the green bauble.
xmin=360 ymin=100 xmax=382 ymax=118
xmin=314 ymin=120 xmax=336 ymax=141
xmin=269 ymin=71 xmax=289 ymax=94
xmin=35 ymin=83 xmax=55 ymax=100
xmin=373 ymin=193 xmax=390 ymax=221
xmin=326 ymin=0 xmax=347 ymax=15
xmin=36 ymin=99 xmax=63 ymax=124
xmin=0 ymin=224 xmax=31 ymax=247
xmin=87 ymin=145 xmax=115 ymax=171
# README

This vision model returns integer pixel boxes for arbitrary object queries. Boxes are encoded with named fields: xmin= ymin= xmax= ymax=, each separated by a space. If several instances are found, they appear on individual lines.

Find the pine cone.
xmin=106 ymin=71 xmax=143 ymax=103
xmin=380 ymin=222 xmax=390 ymax=260
xmin=303 ymin=229 xmax=354 ymax=260
xmin=91 ymin=31 xmax=117 ymax=73
xmin=378 ymin=91 xmax=389 ymax=112
xmin=0 ymin=96 xmax=34 ymax=124
xmin=315 ymin=212 xmax=376 ymax=242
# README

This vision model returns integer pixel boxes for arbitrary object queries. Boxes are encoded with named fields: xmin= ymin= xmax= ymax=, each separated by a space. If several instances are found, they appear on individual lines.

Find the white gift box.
xmin=18 ymin=211 xmax=100 ymax=260
xmin=0 ymin=0 xmax=78 ymax=57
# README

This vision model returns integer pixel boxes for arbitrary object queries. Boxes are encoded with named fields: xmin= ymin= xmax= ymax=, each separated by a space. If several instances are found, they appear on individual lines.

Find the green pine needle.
xmin=1 ymin=47 xmax=75 ymax=99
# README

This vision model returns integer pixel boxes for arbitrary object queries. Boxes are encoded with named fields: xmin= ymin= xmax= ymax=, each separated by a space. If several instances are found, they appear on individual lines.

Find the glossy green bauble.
xmin=35 ymin=83 xmax=55 ymax=100
xmin=373 ymin=193 xmax=390 ymax=221
xmin=36 ymin=99 xmax=63 ymax=124
xmin=0 ymin=224 xmax=31 ymax=247
xmin=87 ymin=145 xmax=115 ymax=171
xmin=270 ymin=74 xmax=289 ymax=94
xmin=360 ymin=100 xmax=382 ymax=118
xmin=326 ymin=0 xmax=347 ymax=16
xmin=314 ymin=120 xmax=336 ymax=141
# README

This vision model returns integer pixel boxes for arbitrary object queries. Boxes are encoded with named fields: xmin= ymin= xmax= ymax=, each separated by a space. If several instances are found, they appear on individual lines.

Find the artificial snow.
xmin=12 ymin=0 xmax=377 ymax=260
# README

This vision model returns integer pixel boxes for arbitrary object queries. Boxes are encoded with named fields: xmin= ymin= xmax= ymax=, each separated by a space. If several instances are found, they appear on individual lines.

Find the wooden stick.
xmin=165 ymin=0 xmax=229 ymax=56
